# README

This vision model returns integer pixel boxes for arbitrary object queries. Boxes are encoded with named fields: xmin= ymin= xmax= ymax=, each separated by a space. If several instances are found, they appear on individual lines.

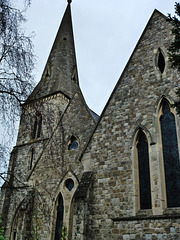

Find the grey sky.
xmin=0 ymin=0 xmax=176 ymax=187
xmin=25 ymin=0 xmax=175 ymax=115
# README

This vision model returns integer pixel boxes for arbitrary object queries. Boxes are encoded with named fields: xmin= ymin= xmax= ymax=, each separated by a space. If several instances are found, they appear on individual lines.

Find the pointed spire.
xmin=27 ymin=2 xmax=79 ymax=102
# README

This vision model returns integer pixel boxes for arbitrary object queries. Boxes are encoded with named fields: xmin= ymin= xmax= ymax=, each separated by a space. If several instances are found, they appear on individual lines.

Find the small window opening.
xmin=45 ymin=68 xmax=50 ymax=77
xmin=32 ymin=118 xmax=37 ymax=139
xmin=158 ymin=49 xmax=165 ymax=73
xmin=44 ymin=63 xmax=51 ymax=78
xmin=68 ymin=136 xmax=78 ymax=150
xmin=37 ymin=114 xmax=42 ymax=138
xmin=13 ymin=232 xmax=17 ymax=240
xmin=71 ymin=66 xmax=78 ymax=82
xmin=72 ymin=73 xmax=76 ymax=81
xmin=32 ymin=113 xmax=42 ymax=139
xmin=29 ymin=148 xmax=34 ymax=170
xmin=65 ymin=179 xmax=74 ymax=191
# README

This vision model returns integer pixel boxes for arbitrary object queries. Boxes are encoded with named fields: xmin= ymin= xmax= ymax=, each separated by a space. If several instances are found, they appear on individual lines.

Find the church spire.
xmin=27 ymin=2 xmax=79 ymax=102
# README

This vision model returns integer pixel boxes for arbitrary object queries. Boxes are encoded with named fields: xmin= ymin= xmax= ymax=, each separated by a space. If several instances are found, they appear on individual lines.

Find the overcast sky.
xmin=25 ymin=0 xmax=175 ymax=115
xmin=0 ymin=0 xmax=176 ymax=187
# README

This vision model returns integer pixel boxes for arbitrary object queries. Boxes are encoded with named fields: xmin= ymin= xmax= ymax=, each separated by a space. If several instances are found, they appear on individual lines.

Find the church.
xmin=1 ymin=1 xmax=180 ymax=239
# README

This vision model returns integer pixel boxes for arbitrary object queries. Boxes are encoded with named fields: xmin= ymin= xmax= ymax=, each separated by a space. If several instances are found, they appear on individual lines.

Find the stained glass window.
xmin=137 ymin=130 xmax=152 ymax=209
xmin=160 ymin=99 xmax=180 ymax=207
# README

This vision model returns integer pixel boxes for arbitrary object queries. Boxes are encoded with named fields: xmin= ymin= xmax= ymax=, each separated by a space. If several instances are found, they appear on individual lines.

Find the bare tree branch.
xmin=0 ymin=0 xmax=35 ymax=186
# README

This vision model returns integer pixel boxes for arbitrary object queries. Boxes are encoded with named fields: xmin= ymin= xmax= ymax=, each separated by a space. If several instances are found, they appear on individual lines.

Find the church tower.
xmin=1 ymin=1 xmax=180 ymax=240
xmin=0 ymin=1 xmax=97 ymax=239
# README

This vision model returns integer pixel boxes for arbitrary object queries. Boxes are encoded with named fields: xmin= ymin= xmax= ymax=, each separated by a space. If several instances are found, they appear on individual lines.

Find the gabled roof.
xmin=78 ymin=9 xmax=171 ymax=162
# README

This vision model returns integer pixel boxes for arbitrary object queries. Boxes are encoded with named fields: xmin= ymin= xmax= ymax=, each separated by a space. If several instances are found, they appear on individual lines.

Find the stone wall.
xmin=80 ymin=11 xmax=180 ymax=240
xmin=1 ymin=90 xmax=96 ymax=239
xmin=1 ymin=7 xmax=180 ymax=240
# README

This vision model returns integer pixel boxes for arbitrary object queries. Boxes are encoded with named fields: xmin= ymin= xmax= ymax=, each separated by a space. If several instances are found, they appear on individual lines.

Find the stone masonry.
xmin=1 ymin=2 xmax=180 ymax=240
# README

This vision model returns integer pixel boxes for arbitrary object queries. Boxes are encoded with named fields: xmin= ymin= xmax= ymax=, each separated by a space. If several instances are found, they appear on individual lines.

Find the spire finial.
xmin=68 ymin=0 xmax=72 ymax=3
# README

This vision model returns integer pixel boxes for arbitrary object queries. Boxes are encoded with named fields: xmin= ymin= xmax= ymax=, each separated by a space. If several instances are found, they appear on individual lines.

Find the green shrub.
xmin=0 ymin=215 xmax=5 ymax=240
xmin=60 ymin=225 xmax=68 ymax=240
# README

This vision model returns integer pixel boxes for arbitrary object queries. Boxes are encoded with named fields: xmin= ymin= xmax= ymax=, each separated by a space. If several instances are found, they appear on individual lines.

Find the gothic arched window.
xmin=136 ymin=130 xmax=152 ymax=209
xmin=160 ymin=99 xmax=180 ymax=207
xmin=55 ymin=193 xmax=64 ymax=240
xmin=32 ymin=113 xmax=42 ymax=139
xmin=157 ymin=48 xmax=165 ymax=74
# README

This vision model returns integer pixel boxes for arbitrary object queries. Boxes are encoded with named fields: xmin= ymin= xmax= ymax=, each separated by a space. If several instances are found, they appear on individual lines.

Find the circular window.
xmin=65 ymin=179 xmax=74 ymax=191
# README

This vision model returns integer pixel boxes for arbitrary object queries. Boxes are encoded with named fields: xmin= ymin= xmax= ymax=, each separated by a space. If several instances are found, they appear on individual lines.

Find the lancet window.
xmin=136 ymin=129 xmax=152 ymax=209
xmin=55 ymin=193 xmax=64 ymax=240
xmin=32 ymin=113 xmax=42 ymax=139
xmin=29 ymin=148 xmax=34 ymax=170
xmin=160 ymin=99 xmax=180 ymax=207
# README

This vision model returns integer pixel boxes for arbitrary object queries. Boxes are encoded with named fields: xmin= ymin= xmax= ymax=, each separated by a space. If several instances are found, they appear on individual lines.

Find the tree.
xmin=168 ymin=2 xmax=180 ymax=114
xmin=0 ymin=0 xmax=35 ymax=184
